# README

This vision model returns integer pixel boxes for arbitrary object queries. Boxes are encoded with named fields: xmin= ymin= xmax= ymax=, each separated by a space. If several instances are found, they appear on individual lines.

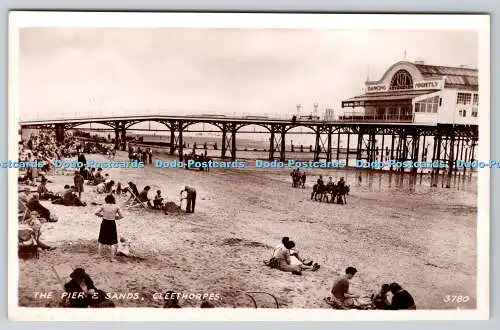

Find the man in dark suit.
xmin=78 ymin=152 xmax=87 ymax=175
xmin=181 ymin=186 xmax=197 ymax=213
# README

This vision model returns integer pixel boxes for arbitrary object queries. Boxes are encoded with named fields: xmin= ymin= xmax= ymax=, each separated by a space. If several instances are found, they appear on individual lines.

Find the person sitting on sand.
xmin=371 ymin=284 xmax=391 ymax=310
xmin=37 ymin=179 xmax=56 ymax=201
xmin=27 ymin=193 xmax=53 ymax=221
xmin=273 ymin=240 xmax=319 ymax=275
xmin=116 ymin=237 xmax=131 ymax=257
xmin=62 ymin=186 xmax=87 ymax=207
xmin=200 ymin=301 xmax=215 ymax=308
xmin=21 ymin=211 xmax=56 ymax=250
xmin=95 ymin=181 xmax=106 ymax=194
xmin=153 ymin=190 xmax=164 ymax=209
xmin=63 ymin=268 xmax=112 ymax=308
xmin=273 ymin=237 xmax=314 ymax=267
xmin=327 ymin=267 xmax=359 ymax=309
xmin=87 ymin=168 xmax=96 ymax=183
xmin=115 ymin=182 xmax=123 ymax=195
xmin=163 ymin=291 xmax=182 ymax=308
xmin=93 ymin=168 xmax=104 ymax=185
xmin=388 ymin=283 xmax=416 ymax=310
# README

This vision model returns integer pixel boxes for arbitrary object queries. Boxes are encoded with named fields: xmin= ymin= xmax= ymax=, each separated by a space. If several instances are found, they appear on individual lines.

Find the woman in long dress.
xmin=95 ymin=194 xmax=123 ymax=262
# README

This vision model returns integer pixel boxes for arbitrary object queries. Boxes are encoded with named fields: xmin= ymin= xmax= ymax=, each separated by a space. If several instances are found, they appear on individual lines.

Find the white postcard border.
xmin=7 ymin=11 xmax=490 ymax=321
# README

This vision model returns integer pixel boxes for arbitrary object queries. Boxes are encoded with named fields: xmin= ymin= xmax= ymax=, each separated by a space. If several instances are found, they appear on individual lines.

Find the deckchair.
xmin=245 ymin=291 xmax=280 ymax=309
xmin=52 ymin=263 xmax=75 ymax=288
xmin=125 ymin=190 xmax=147 ymax=209
xmin=18 ymin=200 xmax=30 ymax=222
xmin=18 ymin=227 xmax=39 ymax=259
xmin=52 ymin=263 xmax=76 ymax=307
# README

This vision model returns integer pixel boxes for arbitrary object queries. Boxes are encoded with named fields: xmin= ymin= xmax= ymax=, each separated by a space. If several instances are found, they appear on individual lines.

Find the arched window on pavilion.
xmin=389 ymin=70 xmax=413 ymax=90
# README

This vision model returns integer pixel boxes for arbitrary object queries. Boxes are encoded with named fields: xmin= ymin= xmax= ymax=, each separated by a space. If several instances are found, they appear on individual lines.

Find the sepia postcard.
xmin=7 ymin=11 xmax=490 ymax=321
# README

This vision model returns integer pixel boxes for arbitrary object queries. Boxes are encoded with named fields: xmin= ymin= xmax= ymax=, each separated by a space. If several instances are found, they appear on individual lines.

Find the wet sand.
xmin=18 ymin=151 xmax=477 ymax=309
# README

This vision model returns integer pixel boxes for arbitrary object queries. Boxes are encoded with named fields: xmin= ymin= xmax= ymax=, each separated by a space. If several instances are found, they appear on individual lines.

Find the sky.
xmin=18 ymin=28 xmax=478 ymax=120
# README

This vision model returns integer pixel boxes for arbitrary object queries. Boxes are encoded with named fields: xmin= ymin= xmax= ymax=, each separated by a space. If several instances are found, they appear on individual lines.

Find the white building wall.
xmin=413 ymin=91 xmax=440 ymax=125
xmin=438 ymin=88 xmax=478 ymax=125
xmin=438 ymin=88 xmax=457 ymax=124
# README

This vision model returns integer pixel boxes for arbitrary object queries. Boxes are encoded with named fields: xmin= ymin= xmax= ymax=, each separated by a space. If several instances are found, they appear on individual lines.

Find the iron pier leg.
xmin=446 ymin=129 xmax=455 ymax=188
xmin=280 ymin=125 xmax=286 ymax=162
xmin=169 ymin=121 xmax=176 ymax=155
xmin=326 ymin=126 xmax=332 ymax=163
xmin=114 ymin=123 xmax=120 ymax=150
xmin=346 ymin=132 xmax=351 ymax=167
xmin=231 ymin=125 xmax=237 ymax=161
xmin=269 ymin=126 xmax=275 ymax=161
xmin=336 ymin=128 xmax=341 ymax=161
xmin=390 ymin=132 xmax=395 ymax=171
xmin=178 ymin=124 xmax=184 ymax=162
xmin=314 ymin=128 xmax=321 ymax=162
xmin=120 ymin=124 xmax=127 ymax=151
xmin=221 ymin=123 xmax=227 ymax=159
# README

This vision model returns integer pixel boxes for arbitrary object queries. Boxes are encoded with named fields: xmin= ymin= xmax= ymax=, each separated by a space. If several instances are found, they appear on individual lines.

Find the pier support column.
xmin=368 ymin=130 xmax=376 ymax=163
xmin=178 ymin=123 xmax=184 ymax=162
xmin=380 ymin=134 xmax=385 ymax=162
xmin=389 ymin=132 xmax=395 ymax=171
xmin=411 ymin=130 xmax=420 ymax=175
xmin=169 ymin=121 xmax=176 ymax=155
xmin=314 ymin=128 xmax=321 ymax=162
xmin=356 ymin=131 xmax=363 ymax=161
xmin=280 ymin=125 xmax=286 ymax=162
xmin=55 ymin=124 xmax=65 ymax=144
xmin=120 ymin=123 xmax=127 ymax=151
xmin=221 ymin=124 xmax=227 ymax=159
xmin=431 ymin=134 xmax=442 ymax=187
xmin=231 ymin=125 xmax=237 ymax=161
xmin=446 ymin=128 xmax=455 ymax=188
xmin=326 ymin=126 xmax=332 ymax=162
xmin=114 ymin=122 xmax=120 ymax=150
xmin=336 ymin=129 xmax=341 ymax=161
xmin=346 ymin=132 xmax=351 ymax=166
xmin=269 ymin=126 xmax=275 ymax=160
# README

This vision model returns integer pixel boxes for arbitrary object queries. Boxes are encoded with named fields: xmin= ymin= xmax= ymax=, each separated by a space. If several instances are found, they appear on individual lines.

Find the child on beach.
xmin=116 ymin=237 xmax=131 ymax=257
xmin=153 ymin=190 xmax=164 ymax=209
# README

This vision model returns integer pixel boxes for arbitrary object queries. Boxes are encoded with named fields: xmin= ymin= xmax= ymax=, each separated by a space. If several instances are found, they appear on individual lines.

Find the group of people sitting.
xmin=18 ymin=210 xmax=57 ymax=252
xmin=327 ymin=267 xmax=416 ymax=310
xmin=265 ymin=237 xmax=416 ymax=310
xmin=36 ymin=178 xmax=87 ymax=207
xmin=266 ymin=237 xmax=320 ymax=275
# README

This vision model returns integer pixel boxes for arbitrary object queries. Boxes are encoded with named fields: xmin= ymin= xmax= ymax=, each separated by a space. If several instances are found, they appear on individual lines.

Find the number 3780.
xmin=444 ymin=295 xmax=470 ymax=303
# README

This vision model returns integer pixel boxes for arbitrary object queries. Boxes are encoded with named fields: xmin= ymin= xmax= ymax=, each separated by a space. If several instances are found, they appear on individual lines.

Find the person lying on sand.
xmin=272 ymin=240 xmax=319 ymax=275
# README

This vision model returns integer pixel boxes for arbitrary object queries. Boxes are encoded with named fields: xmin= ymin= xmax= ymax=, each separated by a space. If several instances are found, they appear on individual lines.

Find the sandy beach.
xmin=18 ymin=151 xmax=477 ymax=309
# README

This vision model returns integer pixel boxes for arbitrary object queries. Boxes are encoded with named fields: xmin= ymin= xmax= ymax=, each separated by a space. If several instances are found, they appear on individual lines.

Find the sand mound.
xmin=164 ymin=202 xmax=182 ymax=213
